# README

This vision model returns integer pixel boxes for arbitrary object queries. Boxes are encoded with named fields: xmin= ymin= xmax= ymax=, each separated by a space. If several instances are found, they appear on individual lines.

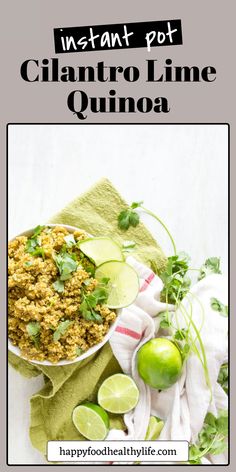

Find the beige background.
xmin=1 ymin=0 xmax=234 ymax=471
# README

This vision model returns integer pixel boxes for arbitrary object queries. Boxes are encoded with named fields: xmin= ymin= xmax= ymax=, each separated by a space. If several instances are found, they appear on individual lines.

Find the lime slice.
xmin=95 ymin=261 xmax=139 ymax=309
xmin=98 ymin=373 xmax=139 ymax=414
xmin=72 ymin=402 xmax=109 ymax=440
xmin=145 ymin=416 xmax=164 ymax=440
xmin=79 ymin=237 xmax=124 ymax=266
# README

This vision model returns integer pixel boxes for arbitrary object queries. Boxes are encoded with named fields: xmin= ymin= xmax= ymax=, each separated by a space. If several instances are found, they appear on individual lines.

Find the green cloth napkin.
xmin=8 ymin=178 xmax=166 ymax=457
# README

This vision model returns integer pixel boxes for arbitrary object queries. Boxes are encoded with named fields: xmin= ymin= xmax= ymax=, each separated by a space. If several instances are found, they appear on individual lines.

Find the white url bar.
xmin=47 ymin=440 xmax=189 ymax=462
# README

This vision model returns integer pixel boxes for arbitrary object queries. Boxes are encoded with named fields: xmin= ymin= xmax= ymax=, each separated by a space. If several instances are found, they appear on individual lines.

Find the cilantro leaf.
xmin=64 ymin=234 xmax=76 ymax=248
xmin=159 ymin=311 xmax=172 ymax=329
xmin=26 ymin=321 xmax=41 ymax=348
xmin=131 ymin=201 xmax=144 ymax=209
xmin=53 ymin=279 xmax=65 ymax=293
xmin=198 ymin=257 xmax=221 ymax=281
xmin=118 ymin=208 xmax=140 ymax=231
xmin=117 ymin=201 xmax=177 ymax=255
xmin=54 ymin=251 xmax=78 ymax=281
xmin=30 ymin=247 xmax=45 ymax=259
xmin=174 ymin=328 xmax=188 ymax=341
xmin=26 ymin=321 xmax=40 ymax=337
xmin=25 ymin=225 xmax=45 ymax=258
xmin=100 ymin=277 xmax=110 ymax=285
xmin=25 ymin=237 xmax=38 ymax=253
xmin=218 ymin=363 xmax=228 ymax=395
xmin=53 ymin=320 xmax=73 ymax=342
xmin=128 ymin=211 xmax=140 ymax=227
xmin=76 ymin=346 xmax=84 ymax=356
xmin=210 ymin=297 xmax=228 ymax=317
xmin=85 ymin=294 xmax=97 ymax=308
xmin=24 ymin=261 xmax=33 ymax=267
xmin=79 ymin=283 xmax=109 ymax=324
xmin=31 ymin=225 xmax=45 ymax=238
xmin=92 ymin=287 xmax=109 ymax=303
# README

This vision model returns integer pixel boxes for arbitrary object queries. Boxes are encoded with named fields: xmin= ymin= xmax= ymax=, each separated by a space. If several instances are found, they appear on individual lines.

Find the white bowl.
xmin=8 ymin=224 xmax=120 ymax=366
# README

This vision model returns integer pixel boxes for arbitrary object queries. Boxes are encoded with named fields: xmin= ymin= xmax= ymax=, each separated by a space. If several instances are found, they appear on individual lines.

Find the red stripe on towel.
xmin=140 ymin=272 xmax=155 ymax=292
xmin=115 ymin=326 xmax=141 ymax=340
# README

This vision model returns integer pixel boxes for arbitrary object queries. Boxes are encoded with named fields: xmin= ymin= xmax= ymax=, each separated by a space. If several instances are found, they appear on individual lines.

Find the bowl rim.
xmin=8 ymin=223 xmax=121 ymax=366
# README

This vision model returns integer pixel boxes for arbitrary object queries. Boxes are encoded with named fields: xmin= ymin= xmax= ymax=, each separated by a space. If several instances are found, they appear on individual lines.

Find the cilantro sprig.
xmin=160 ymin=253 xmax=191 ymax=304
xmin=210 ymin=297 xmax=228 ymax=317
xmin=158 ymin=254 xmax=212 ymax=393
xmin=26 ymin=321 xmax=41 ymax=348
xmin=54 ymin=251 xmax=78 ymax=281
xmin=25 ymin=225 xmax=45 ymax=259
xmin=80 ymin=281 xmax=110 ymax=324
xmin=118 ymin=202 xmax=143 ymax=230
xmin=118 ymin=201 xmax=177 ymax=255
xmin=53 ymin=320 xmax=73 ymax=342
xmin=218 ymin=363 xmax=228 ymax=395
xmin=198 ymin=257 xmax=221 ymax=281
xmin=64 ymin=234 xmax=76 ymax=248
xmin=53 ymin=248 xmax=78 ymax=292
xmin=189 ymin=410 xmax=228 ymax=464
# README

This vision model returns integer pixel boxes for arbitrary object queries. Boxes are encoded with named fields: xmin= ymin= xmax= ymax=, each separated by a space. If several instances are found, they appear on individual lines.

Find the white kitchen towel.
xmin=108 ymin=257 xmax=228 ymax=464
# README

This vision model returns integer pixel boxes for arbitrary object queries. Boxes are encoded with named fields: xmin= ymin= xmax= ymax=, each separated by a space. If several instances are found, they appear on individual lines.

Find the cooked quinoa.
xmin=8 ymin=225 xmax=117 ymax=363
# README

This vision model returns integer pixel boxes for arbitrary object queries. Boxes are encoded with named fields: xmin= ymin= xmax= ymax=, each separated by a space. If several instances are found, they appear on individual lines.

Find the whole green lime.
xmin=137 ymin=338 xmax=183 ymax=390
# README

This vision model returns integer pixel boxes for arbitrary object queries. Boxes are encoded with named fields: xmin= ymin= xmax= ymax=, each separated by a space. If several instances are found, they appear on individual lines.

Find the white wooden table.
xmin=8 ymin=124 xmax=228 ymax=464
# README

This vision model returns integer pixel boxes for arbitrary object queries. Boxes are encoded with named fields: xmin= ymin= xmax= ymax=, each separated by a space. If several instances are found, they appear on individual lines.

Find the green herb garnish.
xmin=31 ymin=225 xmax=46 ymax=237
xmin=54 ymin=251 xmax=78 ymax=281
xmin=189 ymin=410 xmax=228 ymax=464
xmin=30 ymin=247 xmax=45 ymax=259
xmin=210 ymin=297 xmax=228 ymax=317
xmin=25 ymin=238 xmax=38 ymax=254
xmin=24 ymin=261 xmax=33 ymax=267
xmin=160 ymin=253 xmax=191 ymax=304
xmin=174 ymin=328 xmax=188 ymax=341
xmin=198 ymin=257 xmax=221 ymax=281
xmin=26 ymin=321 xmax=41 ymax=348
xmin=159 ymin=311 xmax=172 ymax=329
xmin=79 ymin=283 xmax=109 ymax=324
xmin=53 ymin=279 xmax=65 ymax=293
xmin=26 ymin=321 xmax=40 ymax=337
xmin=218 ymin=363 xmax=228 ymax=395
xmin=118 ymin=201 xmax=176 ymax=255
xmin=118 ymin=207 xmax=140 ymax=230
xmin=25 ymin=225 xmax=45 ymax=258
xmin=64 ymin=234 xmax=76 ymax=248
xmin=53 ymin=320 xmax=73 ymax=342
xmin=76 ymin=346 xmax=84 ymax=356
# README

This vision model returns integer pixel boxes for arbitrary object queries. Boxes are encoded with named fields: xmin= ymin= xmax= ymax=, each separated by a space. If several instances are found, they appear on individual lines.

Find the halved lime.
xmin=72 ymin=402 xmax=109 ymax=440
xmin=95 ymin=261 xmax=139 ymax=309
xmin=145 ymin=416 xmax=164 ymax=440
xmin=98 ymin=373 xmax=139 ymax=414
xmin=79 ymin=237 xmax=124 ymax=266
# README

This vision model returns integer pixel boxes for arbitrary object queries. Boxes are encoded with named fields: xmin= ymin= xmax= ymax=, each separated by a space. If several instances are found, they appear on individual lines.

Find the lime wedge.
xmin=145 ymin=416 xmax=164 ymax=440
xmin=72 ymin=402 xmax=109 ymax=440
xmin=79 ymin=237 xmax=124 ymax=266
xmin=95 ymin=261 xmax=139 ymax=309
xmin=98 ymin=373 xmax=139 ymax=414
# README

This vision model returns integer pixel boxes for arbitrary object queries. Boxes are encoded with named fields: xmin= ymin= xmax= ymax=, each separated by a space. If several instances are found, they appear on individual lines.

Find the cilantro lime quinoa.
xmin=8 ymin=226 xmax=116 ymax=363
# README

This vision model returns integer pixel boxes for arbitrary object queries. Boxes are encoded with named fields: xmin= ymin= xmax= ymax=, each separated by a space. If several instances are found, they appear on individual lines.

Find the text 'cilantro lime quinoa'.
xmin=8 ymin=226 xmax=116 ymax=363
